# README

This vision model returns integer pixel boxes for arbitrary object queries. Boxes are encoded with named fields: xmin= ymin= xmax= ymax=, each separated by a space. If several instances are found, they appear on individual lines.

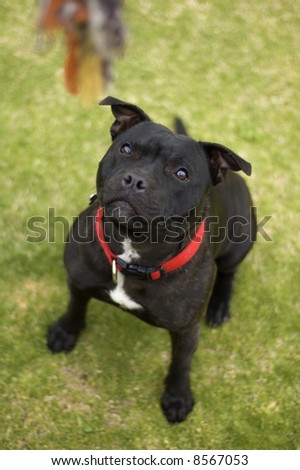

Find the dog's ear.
xmin=99 ymin=96 xmax=151 ymax=140
xmin=201 ymin=141 xmax=252 ymax=185
xmin=174 ymin=117 xmax=188 ymax=136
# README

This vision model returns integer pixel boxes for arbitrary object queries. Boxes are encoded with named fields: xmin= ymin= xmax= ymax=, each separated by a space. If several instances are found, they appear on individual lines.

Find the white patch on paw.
xmin=109 ymin=239 xmax=143 ymax=311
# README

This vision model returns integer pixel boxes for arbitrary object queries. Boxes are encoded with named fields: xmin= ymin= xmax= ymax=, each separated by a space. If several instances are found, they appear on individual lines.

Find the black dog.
xmin=48 ymin=97 xmax=256 ymax=423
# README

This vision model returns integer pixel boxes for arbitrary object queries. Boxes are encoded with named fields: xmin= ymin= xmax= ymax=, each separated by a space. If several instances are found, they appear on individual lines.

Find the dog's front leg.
xmin=161 ymin=323 xmax=199 ymax=423
xmin=47 ymin=282 xmax=90 ymax=353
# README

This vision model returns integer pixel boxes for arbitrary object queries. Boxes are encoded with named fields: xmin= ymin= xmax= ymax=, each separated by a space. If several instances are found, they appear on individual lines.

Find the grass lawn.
xmin=0 ymin=0 xmax=299 ymax=450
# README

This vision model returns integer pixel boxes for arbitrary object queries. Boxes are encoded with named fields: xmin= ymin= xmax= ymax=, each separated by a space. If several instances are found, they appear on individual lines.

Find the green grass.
xmin=0 ymin=0 xmax=299 ymax=450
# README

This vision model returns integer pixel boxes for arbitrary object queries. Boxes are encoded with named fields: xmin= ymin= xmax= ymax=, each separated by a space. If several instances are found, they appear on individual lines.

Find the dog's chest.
xmin=109 ymin=240 xmax=143 ymax=311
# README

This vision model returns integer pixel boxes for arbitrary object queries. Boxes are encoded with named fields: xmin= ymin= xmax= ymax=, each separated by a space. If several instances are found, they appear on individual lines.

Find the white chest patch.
xmin=109 ymin=240 xmax=143 ymax=311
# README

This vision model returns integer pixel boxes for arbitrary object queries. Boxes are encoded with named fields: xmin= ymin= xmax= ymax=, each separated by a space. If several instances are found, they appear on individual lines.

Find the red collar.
xmin=95 ymin=207 xmax=205 ymax=281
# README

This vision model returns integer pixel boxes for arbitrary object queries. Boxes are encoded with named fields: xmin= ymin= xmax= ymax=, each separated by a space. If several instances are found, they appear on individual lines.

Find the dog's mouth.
xmin=104 ymin=200 xmax=151 ymax=235
xmin=104 ymin=199 xmax=140 ymax=224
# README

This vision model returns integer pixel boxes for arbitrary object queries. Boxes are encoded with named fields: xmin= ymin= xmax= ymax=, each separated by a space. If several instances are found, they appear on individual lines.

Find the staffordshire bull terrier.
xmin=47 ymin=96 xmax=256 ymax=423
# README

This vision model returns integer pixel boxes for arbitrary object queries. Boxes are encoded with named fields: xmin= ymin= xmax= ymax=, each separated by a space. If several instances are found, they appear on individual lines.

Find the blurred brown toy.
xmin=38 ymin=0 xmax=125 ymax=103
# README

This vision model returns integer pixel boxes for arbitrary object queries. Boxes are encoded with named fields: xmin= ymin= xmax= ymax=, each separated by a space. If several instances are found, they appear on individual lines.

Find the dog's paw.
xmin=161 ymin=390 xmax=194 ymax=424
xmin=47 ymin=321 xmax=79 ymax=353
xmin=206 ymin=300 xmax=230 ymax=327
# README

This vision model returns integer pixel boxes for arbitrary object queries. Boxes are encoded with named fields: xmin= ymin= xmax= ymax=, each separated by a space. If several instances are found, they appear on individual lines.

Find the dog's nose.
xmin=122 ymin=173 xmax=147 ymax=192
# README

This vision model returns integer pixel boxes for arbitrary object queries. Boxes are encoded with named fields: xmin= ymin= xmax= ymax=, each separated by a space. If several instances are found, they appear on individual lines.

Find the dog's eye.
xmin=120 ymin=143 xmax=132 ymax=155
xmin=175 ymin=168 xmax=189 ymax=181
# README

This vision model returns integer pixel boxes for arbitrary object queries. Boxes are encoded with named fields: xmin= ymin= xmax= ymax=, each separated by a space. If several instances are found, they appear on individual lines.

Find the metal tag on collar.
xmin=112 ymin=259 xmax=118 ymax=283
xmin=89 ymin=193 xmax=97 ymax=206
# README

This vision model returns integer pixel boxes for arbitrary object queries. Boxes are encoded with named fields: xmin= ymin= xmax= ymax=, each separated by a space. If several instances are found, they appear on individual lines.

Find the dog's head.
xmin=97 ymin=97 xmax=251 ymax=234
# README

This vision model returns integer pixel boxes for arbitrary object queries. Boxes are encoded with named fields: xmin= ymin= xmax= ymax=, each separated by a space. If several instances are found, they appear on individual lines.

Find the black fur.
xmin=47 ymin=97 xmax=256 ymax=423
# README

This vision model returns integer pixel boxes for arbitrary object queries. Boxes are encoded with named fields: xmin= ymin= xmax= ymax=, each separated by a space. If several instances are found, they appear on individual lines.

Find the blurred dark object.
xmin=38 ymin=0 xmax=125 ymax=103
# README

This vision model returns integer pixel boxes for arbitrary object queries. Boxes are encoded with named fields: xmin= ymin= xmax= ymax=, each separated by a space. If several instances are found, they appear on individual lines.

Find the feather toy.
xmin=38 ymin=0 xmax=125 ymax=103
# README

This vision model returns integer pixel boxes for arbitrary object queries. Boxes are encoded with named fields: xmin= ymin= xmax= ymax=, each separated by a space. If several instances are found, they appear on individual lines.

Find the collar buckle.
xmin=112 ymin=259 xmax=118 ymax=283
xmin=116 ymin=258 xmax=164 ymax=280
